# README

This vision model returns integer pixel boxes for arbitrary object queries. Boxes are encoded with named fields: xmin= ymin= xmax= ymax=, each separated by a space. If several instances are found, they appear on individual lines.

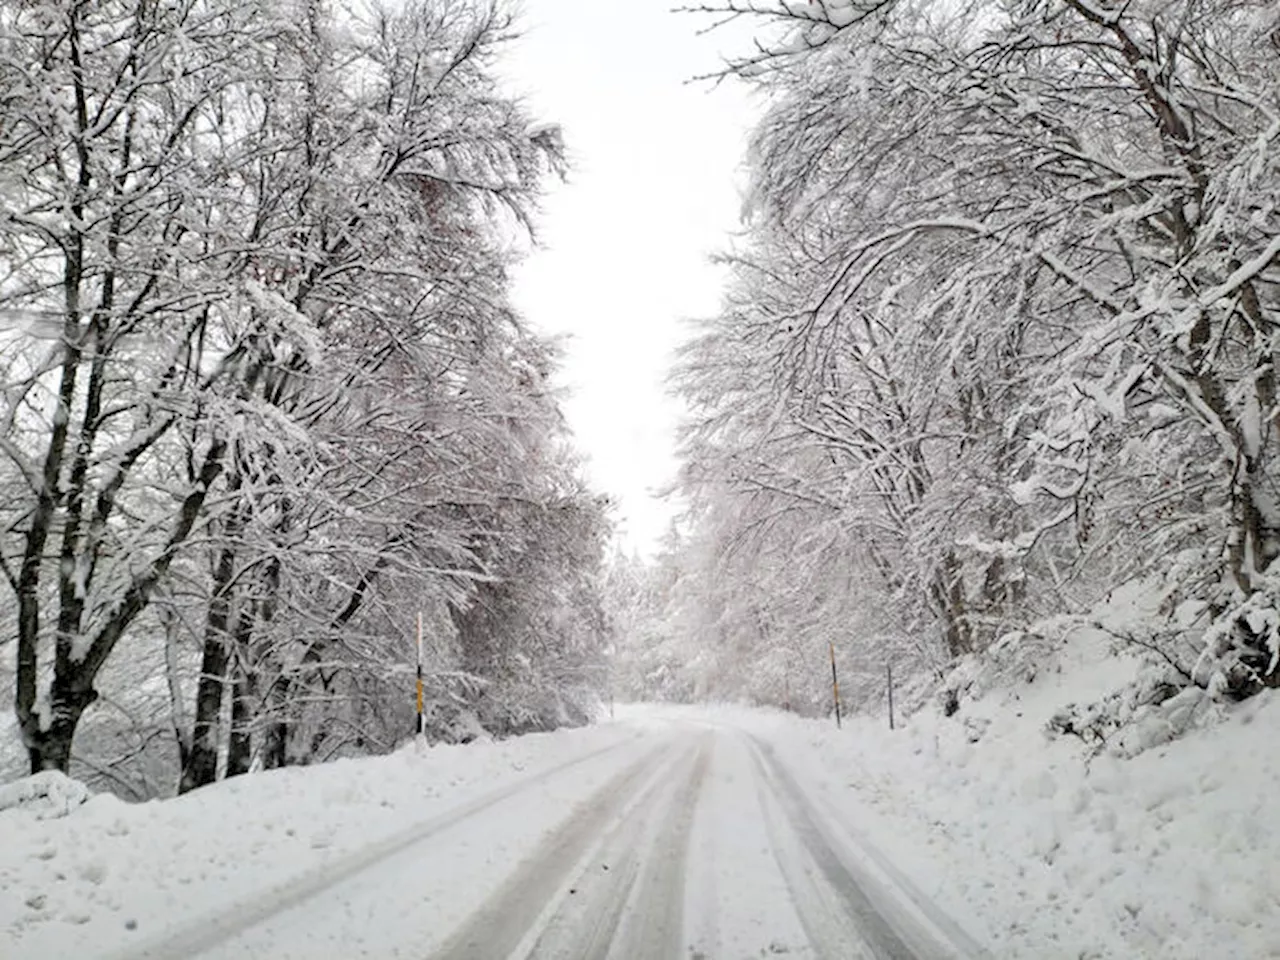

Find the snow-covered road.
xmin=9 ymin=690 xmax=1279 ymax=958
xmin=85 ymin=714 xmax=985 ymax=960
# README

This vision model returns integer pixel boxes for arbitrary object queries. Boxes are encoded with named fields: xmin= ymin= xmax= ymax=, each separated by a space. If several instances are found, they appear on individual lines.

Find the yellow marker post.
xmin=416 ymin=611 xmax=424 ymax=737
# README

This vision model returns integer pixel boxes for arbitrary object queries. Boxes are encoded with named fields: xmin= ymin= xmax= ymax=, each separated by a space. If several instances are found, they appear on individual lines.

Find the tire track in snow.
xmin=431 ymin=733 xmax=712 ymax=960
xmin=751 ymin=746 xmax=896 ymax=959
xmin=684 ymin=730 xmax=815 ymax=960
xmin=747 ymin=735 xmax=988 ymax=960
xmin=603 ymin=736 xmax=708 ymax=958
xmin=108 ymin=732 xmax=653 ymax=960
xmin=428 ymin=737 xmax=685 ymax=959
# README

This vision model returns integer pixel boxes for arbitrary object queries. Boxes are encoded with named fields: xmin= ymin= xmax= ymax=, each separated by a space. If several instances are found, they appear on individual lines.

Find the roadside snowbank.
xmin=6 ymin=674 xmax=1273 ymax=959
xmin=0 ymin=723 xmax=636 ymax=958
xmin=0 ymin=770 xmax=90 ymax=819
xmin=651 ymin=630 xmax=1280 ymax=959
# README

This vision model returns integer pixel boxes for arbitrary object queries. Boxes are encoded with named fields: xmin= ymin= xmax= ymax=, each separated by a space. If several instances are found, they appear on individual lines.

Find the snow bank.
xmin=0 ymin=723 xmax=636 ymax=958
xmin=646 ymin=626 xmax=1280 ymax=958
xmin=0 ymin=771 xmax=90 ymax=819
xmin=0 ymin=708 xmax=21 ymax=786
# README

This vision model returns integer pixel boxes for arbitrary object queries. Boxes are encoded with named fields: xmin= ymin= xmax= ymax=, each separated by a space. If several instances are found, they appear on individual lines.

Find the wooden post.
xmin=415 ymin=612 xmax=424 ymax=737
xmin=829 ymin=641 xmax=842 ymax=729
xmin=606 ymin=646 xmax=615 ymax=719
xmin=887 ymin=661 xmax=895 ymax=731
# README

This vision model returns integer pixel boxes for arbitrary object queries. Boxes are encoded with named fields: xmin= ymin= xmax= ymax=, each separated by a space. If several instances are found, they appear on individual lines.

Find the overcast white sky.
xmin=499 ymin=2 xmax=760 ymax=556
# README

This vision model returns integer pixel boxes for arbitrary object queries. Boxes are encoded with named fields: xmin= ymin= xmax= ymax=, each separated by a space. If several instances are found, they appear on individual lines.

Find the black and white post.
xmin=415 ymin=612 xmax=425 ymax=738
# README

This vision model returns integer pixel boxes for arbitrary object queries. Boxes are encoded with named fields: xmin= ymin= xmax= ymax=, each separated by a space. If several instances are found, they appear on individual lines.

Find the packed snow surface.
xmin=2 ymin=656 xmax=1276 ymax=958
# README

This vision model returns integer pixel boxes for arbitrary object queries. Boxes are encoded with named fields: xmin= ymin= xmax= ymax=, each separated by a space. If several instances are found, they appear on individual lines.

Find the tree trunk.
xmin=224 ymin=590 xmax=260 ymax=778
xmin=931 ymin=550 xmax=973 ymax=659
xmin=162 ymin=601 xmax=192 ymax=772
xmin=261 ymin=673 xmax=291 ymax=771
xmin=226 ymin=669 xmax=254 ymax=778
xmin=178 ymin=509 xmax=242 ymax=794
xmin=261 ymin=720 xmax=288 ymax=770
xmin=178 ymin=625 xmax=230 ymax=793
xmin=24 ymin=680 xmax=98 ymax=774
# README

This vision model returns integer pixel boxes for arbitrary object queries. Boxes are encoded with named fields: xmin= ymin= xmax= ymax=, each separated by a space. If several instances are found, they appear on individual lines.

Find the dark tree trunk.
xmin=178 ymin=502 xmax=242 ymax=794
xmin=226 ymin=669 xmax=254 ymax=778
xmin=24 ymin=681 xmax=98 ymax=774
xmin=178 ymin=626 xmax=230 ymax=793
xmin=260 ymin=659 xmax=293 ymax=770
xmin=225 ymin=593 xmax=259 ymax=778
xmin=931 ymin=550 xmax=974 ymax=659
xmin=21 ymin=438 xmax=226 ymax=776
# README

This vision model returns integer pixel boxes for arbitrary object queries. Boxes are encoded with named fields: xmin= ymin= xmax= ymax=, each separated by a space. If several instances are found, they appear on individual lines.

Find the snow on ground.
xmin=4 ymin=642 xmax=1277 ymax=960
xmin=683 ymin=730 xmax=814 ymax=958
xmin=0 ymin=770 xmax=91 ymax=819
xmin=651 ymin=628 xmax=1280 ymax=959
xmin=0 ymin=723 xmax=639 ymax=958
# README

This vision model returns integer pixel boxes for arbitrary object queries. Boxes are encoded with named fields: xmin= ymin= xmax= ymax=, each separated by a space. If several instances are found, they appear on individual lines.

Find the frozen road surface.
xmin=102 ymin=713 xmax=987 ymax=960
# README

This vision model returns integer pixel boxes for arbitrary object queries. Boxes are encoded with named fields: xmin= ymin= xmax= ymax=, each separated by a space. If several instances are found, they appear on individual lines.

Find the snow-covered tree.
xmin=1 ymin=0 xmax=607 ymax=792
xmin=668 ymin=0 xmax=1280 ymax=703
xmin=0 ymin=0 xmax=298 ymax=774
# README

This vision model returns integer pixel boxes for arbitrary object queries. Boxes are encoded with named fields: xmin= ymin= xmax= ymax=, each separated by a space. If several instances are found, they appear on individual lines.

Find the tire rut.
xmin=533 ymin=734 xmax=711 ymax=960
xmin=112 ymin=733 xmax=648 ymax=960
xmin=748 ymin=735 xmax=985 ymax=960
xmin=428 ymin=738 xmax=688 ymax=960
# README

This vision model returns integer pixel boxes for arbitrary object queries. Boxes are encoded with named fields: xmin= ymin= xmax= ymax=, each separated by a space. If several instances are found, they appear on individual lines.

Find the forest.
xmin=613 ymin=0 xmax=1280 ymax=722
xmin=0 ymin=0 xmax=609 ymax=796
xmin=2 ymin=0 xmax=1279 ymax=799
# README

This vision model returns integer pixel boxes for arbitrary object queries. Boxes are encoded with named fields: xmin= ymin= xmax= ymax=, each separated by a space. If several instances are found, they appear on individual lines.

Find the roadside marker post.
xmin=829 ymin=641 xmax=842 ymax=729
xmin=416 ymin=611 xmax=425 ymax=738
xmin=887 ymin=661 xmax=895 ymax=731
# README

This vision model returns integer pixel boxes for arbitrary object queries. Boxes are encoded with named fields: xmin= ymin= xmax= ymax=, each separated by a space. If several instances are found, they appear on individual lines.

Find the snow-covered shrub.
xmin=0 ymin=771 xmax=90 ymax=819
xmin=470 ymin=672 xmax=597 ymax=739
xmin=1198 ymin=580 xmax=1280 ymax=700
xmin=1045 ymin=664 xmax=1218 ymax=758
xmin=936 ymin=618 xmax=1080 ymax=717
